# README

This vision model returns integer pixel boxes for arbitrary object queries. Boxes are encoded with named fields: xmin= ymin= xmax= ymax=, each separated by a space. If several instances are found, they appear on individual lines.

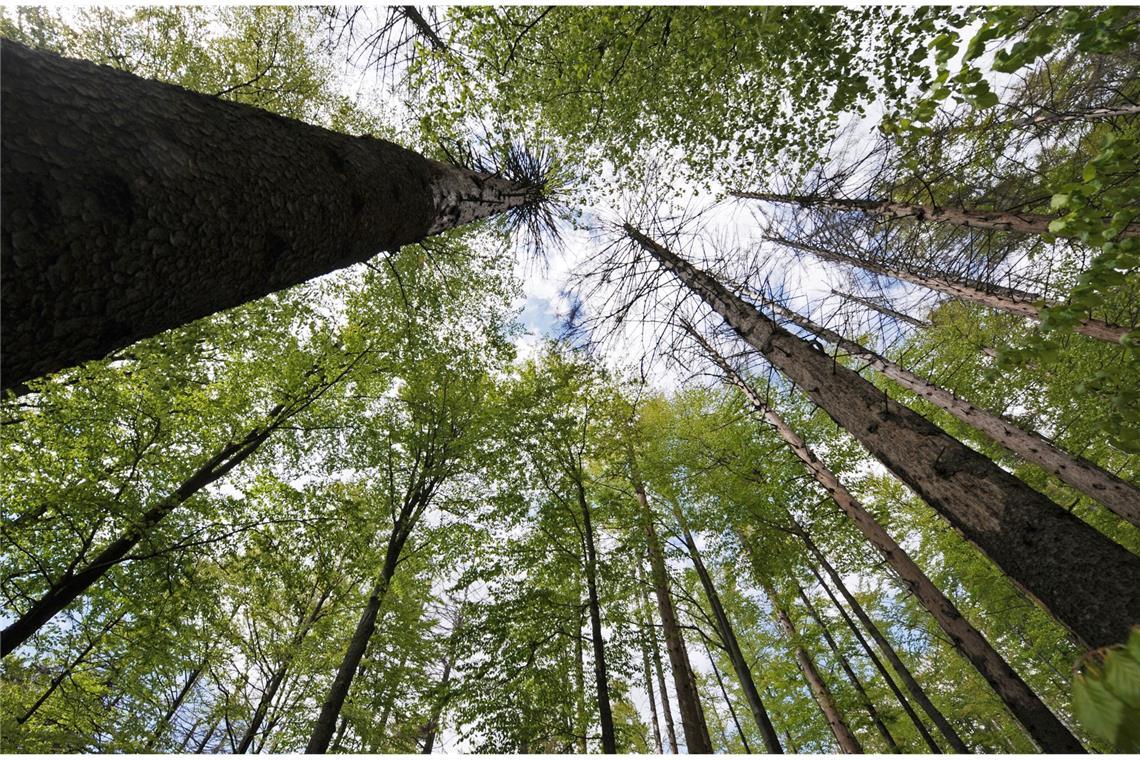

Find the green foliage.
xmin=1074 ymin=628 xmax=1140 ymax=752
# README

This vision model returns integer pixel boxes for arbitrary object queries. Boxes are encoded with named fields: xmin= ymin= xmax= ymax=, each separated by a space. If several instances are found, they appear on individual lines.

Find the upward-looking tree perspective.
xmin=2 ymin=4 xmax=1138 ymax=755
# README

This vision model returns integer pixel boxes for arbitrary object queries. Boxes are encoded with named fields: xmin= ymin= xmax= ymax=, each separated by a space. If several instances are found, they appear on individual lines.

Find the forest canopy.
xmin=1 ymin=5 xmax=1139 ymax=755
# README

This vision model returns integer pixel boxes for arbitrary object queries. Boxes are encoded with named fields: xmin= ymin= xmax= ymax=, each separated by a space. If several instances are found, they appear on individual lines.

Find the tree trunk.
xmin=796 ymin=583 xmax=900 ymax=753
xmin=1 ymin=400 xmax=297 ymax=657
xmin=805 ymin=563 xmax=944 ymax=753
xmin=638 ymin=620 xmax=665 ymax=753
xmin=576 ymin=478 xmax=617 ymax=754
xmin=630 ymin=225 xmax=1140 ymax=654
xmin=693 ymin=326 xmax=1085 ymax=751
xmin=748 ymin=290 xmax=1140 ymax=527
xmin=734 ymin=190 xmax=1140 ymax=240
xmin=306 ymin=527 xmax=408 ymax=753
xmin=573 ymin=610 xmax=589 ymax=754
xmin=0 ymin=41 xmax=542 ymax=389
xmin=831 ymin=289 xmax=930 ymax=328
xmin=638 ymin=563 xmax=680 ymax=754
xmin=671 ymin=507 xmax=783 ymax=753
xmin=146 ymin=660 xmax=206 ymax=750
xmin=702 ymin=638 xmax=753 ymax=753
xmin=194 ymin=714 xmax=222 ymax=754
xmin=767 ymin=234 xmax=1130 ymax=343
xmin=237 ymin=585 xmax=333 ymax=753
xmin=760 ymin=578 xmax=863 ymax=754
xmin=628 ymin=446 xmax=714 ymax=753
xmin=421 ymin=611 xmax=462 ymax=755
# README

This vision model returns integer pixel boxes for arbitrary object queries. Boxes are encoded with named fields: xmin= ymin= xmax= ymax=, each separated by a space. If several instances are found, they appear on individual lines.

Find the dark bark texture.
xmin=630 ymin=224 xmax=1140 ymax=653
xmin=1 ymin=41 xmax=536 ymax=389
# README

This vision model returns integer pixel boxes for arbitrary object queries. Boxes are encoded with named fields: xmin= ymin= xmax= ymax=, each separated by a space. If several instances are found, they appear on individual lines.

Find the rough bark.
xmin=672 ymin=507 xmax=783 ymax=753
xmin=748 ymin=290 xmax=1140 ymax=527
xmin=628 ymin=447 xmax=714 ymax=753
xmin=806 ymin=563 xmax=943 ymax=753
xmin=760 ymin=578 xmax=863 ymax=754
xmin=306 ymin=527 xmax=408 ymax=754
xmin=768 ymin=234 xmax=1130 ymax=343
xmin=638 ymin=562 xmax=680 ymax=754
xmin=686 ymin=325 xmax=1086 ymax=751
xmin=735 ymin=190 xmax=1140 ymax=240
xmin=831 ymin=289 xmax=930 ymax=328
xmin=1 ymin=401 xmax=295 ymax=657
xmin=630 ymin=224 xmax=1140 ymax=653
xmin=576 ymin=478 xmax=617 ymax=753
xmin=796 ymin=583 xmax=900 ymax=753
xmin=1 ymin=40 xmax=541 ymax=389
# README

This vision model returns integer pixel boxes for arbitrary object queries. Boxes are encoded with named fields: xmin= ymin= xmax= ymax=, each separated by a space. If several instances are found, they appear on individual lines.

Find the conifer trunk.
xmin=768 ymin=234 xmax=1130 ymax=343
xmin=629 ymin=225 xmax=1140 ymax=654
xmin=0 ymin=40 xmax=541 ymax=389
xmin=576 ymin=478 xmax=618 ymax=754
xmin=749 ymin=290 xmax=1140 ymax=526
xmin=734 ymin=191 xmax=1140 ymax=239
xmin=628 ymin=448 xmax=714 ymax=753
xmin=796 ymin=583 xmax=900 ymax=753
xmin=685 ymin=324 xmax=1084 ymax=751
xmin=831 ymin=289 xmax=930 ymax=328
xmin=759 ymin=577 xmax=863 ymax=754
xmin=805 ymin=563 xmax=943 ymax=753
xmin=672 ymin=508 xmax=783 ymax=752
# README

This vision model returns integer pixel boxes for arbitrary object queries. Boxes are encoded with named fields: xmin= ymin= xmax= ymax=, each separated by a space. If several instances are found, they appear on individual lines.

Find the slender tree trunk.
xmin=576 ymin=478 xmax=617 ymax=754
xmin=806 ymin=563 xmax=943 ymax=753
xmin=759 ymin=578 xmax=863 ymax=754
xmin=0 ymin=41 xmax=544 ymax=389
xmin=630 ymin=225 xmax=1140 ymax=654
xmin=747 ymin=289 xmax=1140 ymax=527
xmin=194 ymin=714 xmax=222 ymax=754
xmin=1 ymin=400 xmax=297 ymax=657
xmin=681 ymin=638 xmax=715 ymax=751
xmin=693 ymin=328 xmax=1085 ymax=751
xmin=146 ymin=660 xmax=206 ymax=750
xmin=306 ymin=527 xmax=408 ymax=753
xmin=796 ymin=583 xmax=900 ymax=753
xmin=179 ymin=717 xmax=204 ymax=752
xmin=702 ymin=638 xmax=753 ymax=753
xmin=831 ymin=289 xmax=930 ymax=328
xmin=767 ymin=234 xmax=1130 ymax=343
xmin=734 ymin=190 xmax=1140 ymax=240
xmin=671 ymin=506 xmax=783 ymax=752
xmin=237 ymin=586 xmax=333 ymax=753
xmin=638 ymin=620 xmax=666 ymax=753
xmin=17 ymin=610 xmax=126 ymax=723
xmin=421 ymin=611 xmax=462 ymax=755
xmin=638 ymin=563 xmax=680 ymax=754
xmin=628 ymin=446 xmax=714 ymax=753
xmin=574 ymin=611 xmax=589 ymax=754
xmin=1006 ymin=104 xmax=1140 ymax=129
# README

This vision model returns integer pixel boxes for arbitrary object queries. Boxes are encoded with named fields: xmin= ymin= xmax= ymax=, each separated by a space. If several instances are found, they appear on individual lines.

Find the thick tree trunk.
xmin=638 ymin=563 xmax=680 ymax=753
xmin=237 ymin=585 xmax=333 ymax=753
xmin=760 ymin=578 xmax=863 ymax=754
xmin=806 ymin=563 xmax=944 ymax=753
xmin=749 ymin=291 xmax=1140 ymax=527
xmin=576 ymin=478 xmax=617 ymax=754
xmin=1 ymin=402 xmax=294 ymax=657
xmin=831 ymin=289 xmax=930 ymax=328
xmin=0 ymin=41 xmax=541 ymax=389
xmin=703 ymin=333 xmax=1085 ymax=751
xmin=767 ymin=234 xmax=1130 ymax=343
xmin=146 ymin=660 xmax=206 ymax=750
xmin=672 ymin=508 xmax=783 ymax=753
xmin=796 ymin=583 xmax=900 ymax=753
xmin=630 ymin=225 xmax=1140 ymax=654
xmin=628 ymin=447 xmax=714 ymax=753
xmin=306 ymin=527 xmax=407 ymax=753
xmin=734 ymin=190 xmax=1140 ymax=240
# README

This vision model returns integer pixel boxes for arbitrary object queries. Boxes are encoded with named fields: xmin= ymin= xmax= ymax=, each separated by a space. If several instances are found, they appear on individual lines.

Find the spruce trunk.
xmin=749 ymin=291 xmax=1140 ymax=527
xmin=831 ymin=289 xmax=930 ymax=328
xmin=0 ymin=41 xmax=540 ymax=389
xmin=630 ymin=224 xmax=1140 ymax=653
